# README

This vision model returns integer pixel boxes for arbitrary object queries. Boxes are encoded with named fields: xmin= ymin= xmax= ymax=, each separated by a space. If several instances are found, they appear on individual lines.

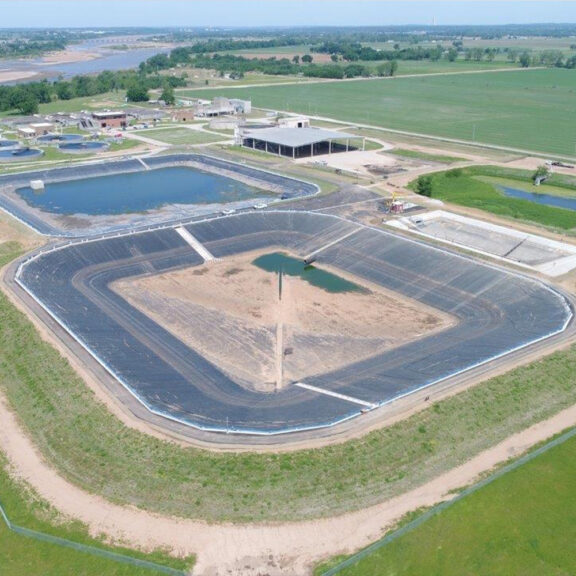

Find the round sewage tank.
xmin=58 ymin=141 xmax=110 ymax=154
xmin=0 ymin=148 xmax=44 ymax=163
xmin=0 ymin=139 xmax=20 ymax=150
xmin=37 ymin=133 xmax=85 ymax=144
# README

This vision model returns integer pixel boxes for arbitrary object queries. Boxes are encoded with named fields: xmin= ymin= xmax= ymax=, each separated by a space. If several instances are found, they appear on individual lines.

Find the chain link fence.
xmin=0 ymin=499 xmax=187 ymax=575
xmin=322 ymin=425 xmax=576 ymax=575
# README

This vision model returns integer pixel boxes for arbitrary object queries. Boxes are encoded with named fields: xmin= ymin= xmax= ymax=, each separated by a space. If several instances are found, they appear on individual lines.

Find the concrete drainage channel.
xmin=387 ymin=210 xmax=576 ymax=277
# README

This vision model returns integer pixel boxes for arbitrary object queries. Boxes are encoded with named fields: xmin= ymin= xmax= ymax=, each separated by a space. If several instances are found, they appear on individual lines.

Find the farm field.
xmin=391 ymin=59 xmax=515 ymax=75
xmin=365 ymin=37 xmax=576 ymax=54
xmin=1 ymin=232 xmax=576 ymax=522
xmin=411 ymin=166 xmax=576 ymax=231
xmin=320 ymin=431 xmax=576 ymax=576
xmin=179 ymin=69 xmax=576 ymax=157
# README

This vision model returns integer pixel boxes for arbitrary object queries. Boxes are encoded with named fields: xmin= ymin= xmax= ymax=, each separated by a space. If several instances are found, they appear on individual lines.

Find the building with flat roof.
xmin=172 ymin=108 xmax=195 ymax=123
xmin=92 ymin=111 xmax=127 ymax=129
xmin=240 ymin=126 xmax=364 ymax=159
xmin=17 ymin=122 xmax=54 ymax=138
xmin=277 ymin=115 xmax=310 ymax=129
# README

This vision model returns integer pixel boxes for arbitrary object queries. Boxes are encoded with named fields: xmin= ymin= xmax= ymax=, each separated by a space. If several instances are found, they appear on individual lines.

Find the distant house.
xmin=92 ymin=111 xmax=127 ymax=129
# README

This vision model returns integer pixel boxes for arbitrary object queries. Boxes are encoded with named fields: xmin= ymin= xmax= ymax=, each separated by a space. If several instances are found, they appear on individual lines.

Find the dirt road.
xmin=1 ymin=388 xmax=575 ymax=575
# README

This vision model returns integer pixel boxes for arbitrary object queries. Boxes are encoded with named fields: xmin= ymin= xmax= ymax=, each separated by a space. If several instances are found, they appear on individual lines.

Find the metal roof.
xmin=92 ymin=111 xmax=127 ymax=118
xmin=242 ymin=127 xmax=360 ymax=148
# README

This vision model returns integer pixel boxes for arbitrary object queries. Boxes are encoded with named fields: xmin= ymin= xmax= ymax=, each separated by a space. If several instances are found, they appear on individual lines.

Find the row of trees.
xmin=148 ymin=52 xmax=394 ymax=80
xmin=311 ymin=42 xmax=447 ymax=63
xmin=0 ymin=69 xmax=184 ymax=115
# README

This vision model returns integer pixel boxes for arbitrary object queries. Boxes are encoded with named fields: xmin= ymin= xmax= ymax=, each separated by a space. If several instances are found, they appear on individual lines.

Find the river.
xmin=0 ymin=37 xmax=172 ymax=84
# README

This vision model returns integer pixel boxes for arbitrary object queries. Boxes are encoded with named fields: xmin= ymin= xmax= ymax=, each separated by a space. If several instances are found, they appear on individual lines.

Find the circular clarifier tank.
xmin=58 ymin=141 xmax=110 ymax=154
xmin=0 ymin=139 xmax=21 ymax=150
xmin=0 ymin=147 xmax=44 ymax=162
xmin=38 ymin=133 xmax=85 ymax=144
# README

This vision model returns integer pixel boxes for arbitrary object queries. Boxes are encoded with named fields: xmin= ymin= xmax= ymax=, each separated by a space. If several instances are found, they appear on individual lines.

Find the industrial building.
xmin=240 ymin=126 xmax=364 ymax=159
xmin=17 ymin=122 xmax=54 ymax=138
xmin=175 ymin=97 xmax=251 ymax=117
xmin=91 ymin=111 xmax=127 ymax=129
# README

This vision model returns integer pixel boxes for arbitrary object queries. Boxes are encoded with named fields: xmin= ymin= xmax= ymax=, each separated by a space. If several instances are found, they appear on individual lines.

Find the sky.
xmin=0 ymin=1 xmax=576 ymax=28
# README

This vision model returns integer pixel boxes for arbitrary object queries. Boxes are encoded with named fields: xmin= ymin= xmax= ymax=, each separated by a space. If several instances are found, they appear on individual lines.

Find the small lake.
xmin=252 ymin=252 xmax=366 ymax=294
xmin=500 ymin=186 xmax=576 ymax=212
xmin=17 ymin=167 xmax=263 ymax=215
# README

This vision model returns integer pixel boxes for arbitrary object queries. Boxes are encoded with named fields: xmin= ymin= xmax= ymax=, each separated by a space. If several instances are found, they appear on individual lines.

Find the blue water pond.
xmin=17 ymin=166 xmax=264 ymax=215
xmin=500 ymin=186 xmax=576 ymax=212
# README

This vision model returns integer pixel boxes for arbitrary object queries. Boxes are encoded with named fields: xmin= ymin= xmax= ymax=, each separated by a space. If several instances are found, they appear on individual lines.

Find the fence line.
xmin=321 ymin=425 xmax=576 ymax=575
xmin=0 ymin=498 xmax=187 ymax=575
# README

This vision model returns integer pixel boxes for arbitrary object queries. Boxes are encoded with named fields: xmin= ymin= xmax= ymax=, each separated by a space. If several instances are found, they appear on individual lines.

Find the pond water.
xmin=17 ymin=167 xmax=263 ymax=215
xmin=500 ymin=186 xmax=576 ymax=212
xmin=252 ymin=252 xmax=365 ymax=294
xmin=58 ymin=141 xmax=109 ymax=153
xmin=38 ymin=134 xmax=84 ymax=143
xmin=0 ymin=148 xmax=43 ymax=162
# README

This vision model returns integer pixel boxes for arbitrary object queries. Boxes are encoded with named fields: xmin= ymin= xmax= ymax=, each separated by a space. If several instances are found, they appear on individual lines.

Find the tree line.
xmin=0 ymin=70 xmax=184 ymax=115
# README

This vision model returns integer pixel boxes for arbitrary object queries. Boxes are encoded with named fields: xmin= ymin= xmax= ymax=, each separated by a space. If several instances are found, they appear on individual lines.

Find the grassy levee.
xmin=0 ymin=243 xmax=193 ymax=575
xmin=178 ymin=69 xmax=576 ymax=157
xmin=409 ymin=166 xmax=576 ymax=231
xmin=2 ymin=241 xmax=576 ymax=523
xmin=315 ymin=431 xmax=576 ymax=576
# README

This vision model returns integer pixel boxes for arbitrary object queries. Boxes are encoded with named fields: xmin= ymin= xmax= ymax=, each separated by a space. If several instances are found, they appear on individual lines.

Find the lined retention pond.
xmin=253 ymin=252 xmax=366 ymax=294
xmin=500 ymin=186 xmax=576 ymax=211
xmin=16 ymin=167 xmax=264 ymax=215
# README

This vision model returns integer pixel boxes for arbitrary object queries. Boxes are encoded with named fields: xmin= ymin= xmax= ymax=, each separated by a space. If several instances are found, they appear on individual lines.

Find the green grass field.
xmin=411 ymin=166 xmax=576 ymax=231
xmin=178 ymin=69 xmax=576 ymax=157
xmin=138 ymin=127 xmax=229 ymax=145
xmin=363 ymin=59 xmax=515 ymax=74
xmin=319 ymin=431 xmax=576 ymax=576
xmin=2 ymin=232 xmax=576 ymax=523
xmin=388 ymin=148 xmax=466 ymax=163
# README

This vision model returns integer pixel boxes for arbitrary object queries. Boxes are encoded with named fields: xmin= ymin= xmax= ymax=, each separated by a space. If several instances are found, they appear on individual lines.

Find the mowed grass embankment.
xmin=411 ymin=165 xmax=576 ymax=231
xmin=179 ymin=68 xmax=576 ymax=157
xmin=0 ymin=453 xmax=193 ymax=576
xmin=317 ymin=431 xmax=576 ymax=576
xmin=387 ymin=148 xmax=466 ymax=164
xmin=0 ymin=243 xmax=193 ymax=576
xmin=137 ymin=127 xmax=230 ymax=146
xmin=2 ymin=241 xmax=576 ymax=523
